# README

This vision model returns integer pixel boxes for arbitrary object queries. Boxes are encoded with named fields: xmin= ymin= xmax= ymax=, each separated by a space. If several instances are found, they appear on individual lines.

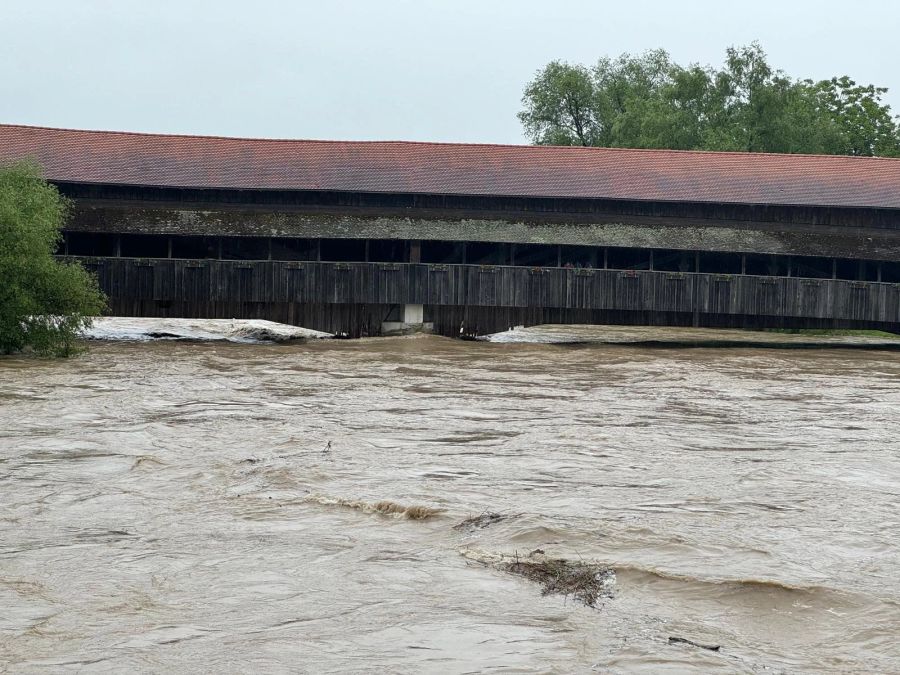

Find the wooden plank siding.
xmin=71 ymin=257 xmax=900 ymax=336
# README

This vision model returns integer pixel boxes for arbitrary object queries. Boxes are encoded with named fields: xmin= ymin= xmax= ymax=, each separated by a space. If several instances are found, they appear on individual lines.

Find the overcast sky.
xmin=2 ymin=0 xmax=897 ymax=144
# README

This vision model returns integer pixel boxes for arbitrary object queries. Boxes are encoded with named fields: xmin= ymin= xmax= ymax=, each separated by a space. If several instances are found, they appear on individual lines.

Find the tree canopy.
xmin=0 ymin=161 xmax=105 ymax=356
xmin=518 ymin=43 xmax=900 ymax=156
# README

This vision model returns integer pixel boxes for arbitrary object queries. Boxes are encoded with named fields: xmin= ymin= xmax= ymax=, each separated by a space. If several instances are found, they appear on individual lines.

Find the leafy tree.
xmin=0 ymin=161 xmax=106 ymax=356
xmin=615 ymin=63 xmax=715 ymax=149
xmin=519 ymin=42 xmax=900 ymax=157
xmin=812 ymin=76 xmax=900 ymax=156
xmin=517 ymin=61 xmax=600 ymax=146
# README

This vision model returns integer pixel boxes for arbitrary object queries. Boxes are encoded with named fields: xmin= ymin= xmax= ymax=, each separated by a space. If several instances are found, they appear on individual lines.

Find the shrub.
xmin=0 ymin=161 xmax=105 ymax=356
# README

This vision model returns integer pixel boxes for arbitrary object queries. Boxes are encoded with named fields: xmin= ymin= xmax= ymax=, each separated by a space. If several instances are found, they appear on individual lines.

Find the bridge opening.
xmin=607 ymin=247 xmax=651 ymax=270
xmin=467 ymin=242 xmax=510 ymax=265
xmin=510 ymin=244 xmax=557 ymax=267
xmin=793 ymin=256 xmax=833 ymax=278
xmin=745 ymin=254 xmax=789 ymax=277
xmin=422 ymin=240 xmax=465 ymax=264
xmin=558 ymin=245 xmax=596 ymax=268
xmin=882 ymin=261 xmax=900 ymax=283
xmin=320 ymin=238 xmax=366 ymax=262
xmin=836 ymin=259 xmax=876 ymax=281
xmin=222 ymin=236 xmax=269 ymax=260
xmin=698 ymin=251 xmax=743 ymax=275
xmin=60 ymin=230 xmax=900 ymax=285
xmin=120 ymin=234 xmax=169 ymax=258
xmin=67 ymin=232 xmax=116 ymax=257
xmin=271 ymin=237 xmax=317 ymax=261
xmin=653 ymin=249 xmax=694 ymax=272
xmin=171 ymin=236 xmax=218 ymax=259
xmin=368 ymin=239 xmax=407 ymax=263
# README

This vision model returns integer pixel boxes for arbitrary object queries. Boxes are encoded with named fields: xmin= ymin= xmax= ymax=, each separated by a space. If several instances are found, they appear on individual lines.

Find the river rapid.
xmin=2 ymin=331 xmax=900 ymax=673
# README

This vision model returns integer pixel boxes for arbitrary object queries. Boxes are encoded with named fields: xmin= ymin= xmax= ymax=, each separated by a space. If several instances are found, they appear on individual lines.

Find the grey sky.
xmin=2 ymin=0 xmax=898 ymax=144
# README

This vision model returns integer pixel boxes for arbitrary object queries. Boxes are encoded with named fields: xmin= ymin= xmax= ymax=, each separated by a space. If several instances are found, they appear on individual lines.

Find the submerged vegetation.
xmin=504 ymin=554 xmax=615 ymax=607
xmin=460 ymin=548 xmax=615 ymax=608
xmin=453 ymin=511 xmax=517 ymax=532
xmin=0 ymin=161 xmax=105 ymax=356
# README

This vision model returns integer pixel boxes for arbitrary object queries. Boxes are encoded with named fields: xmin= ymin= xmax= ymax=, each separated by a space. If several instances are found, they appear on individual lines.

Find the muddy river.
xmin=2 ymin=330 xmax=899 ymax=673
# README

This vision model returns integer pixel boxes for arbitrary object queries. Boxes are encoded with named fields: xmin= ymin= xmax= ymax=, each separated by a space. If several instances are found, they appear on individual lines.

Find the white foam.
xmin=483 ymin=324 xmax=900 ymax=346
xmin=82 ymin=317 xmax=332 ymax=343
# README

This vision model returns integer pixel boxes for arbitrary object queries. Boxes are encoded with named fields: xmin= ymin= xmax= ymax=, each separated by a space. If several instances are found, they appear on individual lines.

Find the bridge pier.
xmin=381 ymin=303 xmax=427 ymax=335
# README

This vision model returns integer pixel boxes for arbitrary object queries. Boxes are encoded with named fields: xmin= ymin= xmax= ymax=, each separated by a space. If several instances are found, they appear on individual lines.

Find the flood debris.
xmin=460 ymin=548 xmax=615 ymax=607
xmin=303 ymin=494 xmax=444 ymax=520
xmin=668 ymin=636 xmax=721 ymax=652
xmin=453 ymin=511 xmax=516 ymax=532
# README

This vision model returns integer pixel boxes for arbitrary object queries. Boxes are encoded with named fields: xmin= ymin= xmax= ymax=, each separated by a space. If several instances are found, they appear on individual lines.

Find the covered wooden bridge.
xmin=2 ymin=123 xmax=900 ymax=336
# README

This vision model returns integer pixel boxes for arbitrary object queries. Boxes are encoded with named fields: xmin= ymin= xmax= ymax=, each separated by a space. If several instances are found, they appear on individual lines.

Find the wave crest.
xmin=303 ymin=494 xmax=443 ymax=520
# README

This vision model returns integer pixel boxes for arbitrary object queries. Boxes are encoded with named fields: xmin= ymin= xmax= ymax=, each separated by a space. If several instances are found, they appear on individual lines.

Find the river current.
xmin=2 ymin=331 xmax=899 ymax=673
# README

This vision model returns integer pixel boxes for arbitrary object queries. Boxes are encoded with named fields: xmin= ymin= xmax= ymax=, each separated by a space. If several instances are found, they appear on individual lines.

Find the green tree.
xmin=812 ymin=76 xmax=900 ymax=156
xmin=517 ymin=61 xmax=600 ymax=146
xmin=519 ymin=42 xmax=900 ymax=157
xmin=615 ymin=63 xmax=715 ymax=149
xmin=705 ymin=43 xmax=849 ymax=154
xmin=0 ymin=161 xmax=106 ymax=356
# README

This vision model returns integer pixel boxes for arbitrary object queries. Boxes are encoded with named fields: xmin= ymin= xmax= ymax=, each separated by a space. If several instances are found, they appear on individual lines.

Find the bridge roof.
xmin=1 ymin=124 xmax=899 ymax=209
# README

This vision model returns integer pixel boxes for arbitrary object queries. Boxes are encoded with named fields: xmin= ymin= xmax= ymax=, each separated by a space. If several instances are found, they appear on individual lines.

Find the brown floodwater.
xmin=2 ymin=330 xmax=900 ymax=673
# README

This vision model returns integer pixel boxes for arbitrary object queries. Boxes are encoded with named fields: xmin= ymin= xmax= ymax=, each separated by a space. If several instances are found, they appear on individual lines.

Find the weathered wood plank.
xmin=68 ymin=257 xmax=900 ymax=335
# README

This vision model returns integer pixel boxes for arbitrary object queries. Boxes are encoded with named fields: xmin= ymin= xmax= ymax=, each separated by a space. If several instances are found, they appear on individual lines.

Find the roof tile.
xmin=1 ymin=124 xmax=899 ymax=209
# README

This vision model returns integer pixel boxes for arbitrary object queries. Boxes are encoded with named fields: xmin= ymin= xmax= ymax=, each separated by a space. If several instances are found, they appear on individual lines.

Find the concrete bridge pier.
xmin=381 ymin=303 xmax=427 ymax=335
xmin=403 ymin=303 xmax=424 ymax=324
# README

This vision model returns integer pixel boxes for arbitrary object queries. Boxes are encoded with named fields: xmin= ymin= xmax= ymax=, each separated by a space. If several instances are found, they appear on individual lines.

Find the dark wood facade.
xmin=71 ymin=257 xmax=900 ymax=337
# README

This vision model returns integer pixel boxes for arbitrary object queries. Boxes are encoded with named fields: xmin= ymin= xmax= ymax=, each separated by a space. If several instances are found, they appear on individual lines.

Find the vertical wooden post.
xmin=741 ymin=255 xmax=746 ymax=275
xmin=692 ymin=276 xmax=700 ymax=327
xmin=167 ymin=237 xmax=172 ymax=259
xmin=409 ymin=240 xmax=421 ymax=263
xmin=556 ymin=245 xmax=562 ymax=268
xmin=694 ymin=251 xmax=700 ymax=273
xmin=603 ymin=247 xmax=608 ymax=270
xmin=268 ymin=237 xmax=273 ymax=261
xmin=649 ymin=250 xmax=654 ymax=271
xmin=832 ymin=258 xmax=837 ymax=280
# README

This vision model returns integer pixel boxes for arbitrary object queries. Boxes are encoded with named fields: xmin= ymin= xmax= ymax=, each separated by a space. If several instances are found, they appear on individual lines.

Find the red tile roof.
xmin=1 ymin=124 xmax=899 ymax=209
